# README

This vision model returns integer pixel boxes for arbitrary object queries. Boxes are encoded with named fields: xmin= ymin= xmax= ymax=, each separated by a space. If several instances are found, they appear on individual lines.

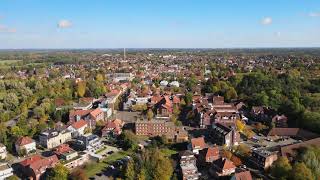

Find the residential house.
xmin=250 ymin=149 xmax=278 ymax=169
xmin=0 ymin=163 xmax=13 ymax=179
xmin=0 ymin=144 xmax=7 ymax=160
xmin=189 ymin=137 xmax=206 ymax=154
xmin=210 ymin=158 xmax=236 ymax=177
xmin=179 ymin=150 xmax=200 ymax=180
xmin=76 ymin=134 xmax=102 ymax=152
xmin=39 ymin=129 xmax=72 ymax=149
xmin=67 ymin=119 xmax=88 ymax=138
xmin=271 ymin=115 xmax=288 ymax=128
xmin=19 ymin=155 xmax=59 ymax=180
xmin=200 ymin=146 xmax=220 ymax=163
xmin=101 ymin=119 xmax=124 ymax=137
xmin=230 ymin=170 xmax=253 ymax=180
xmin=210 ymin=123 xmax=240 ymax=147
xmin=54 ymin=144 xmax=78 ymax=161
xmin=15 ymin=136 xmax=36 ymax=155
xmin=69 ymin=108 xmax=104 ymax=129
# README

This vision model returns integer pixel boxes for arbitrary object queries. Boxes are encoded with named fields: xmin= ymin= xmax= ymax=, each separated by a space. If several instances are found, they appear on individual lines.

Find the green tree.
xmin=290 ymin=162 xmax=313 ymax=180
xmin=70 ymin=168 xmax=87 ymax=180
xmin=147 ymin=109 xmax=154 ymax=120
xmin=3 ymin=93 xmax=19 ymax=110
xmin=271 ymin=157 xmax=292 ymax=180
xmin=76 ymin=81 xmax=86 ymax=98
xmin=48 ymin=164 xmax=69 ymax=180
xmin=137 ymin=167 xmax=146 ymax=180
xmin=124 ymin=159 xmax=135 ymax=180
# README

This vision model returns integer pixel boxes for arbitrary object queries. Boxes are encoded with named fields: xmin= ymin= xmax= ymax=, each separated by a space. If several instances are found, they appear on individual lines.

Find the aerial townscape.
xmin=1 ymin=1 xmax=320 ymax=180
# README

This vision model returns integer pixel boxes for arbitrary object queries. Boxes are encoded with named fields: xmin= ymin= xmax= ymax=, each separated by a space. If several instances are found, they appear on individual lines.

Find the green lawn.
xmin=160 ymin=148 xmax=178 ymax=157
xmin=84 ymin=151 xmax=131 ymax=177
xmin=0 ymin=60 xmax=22 ymax=65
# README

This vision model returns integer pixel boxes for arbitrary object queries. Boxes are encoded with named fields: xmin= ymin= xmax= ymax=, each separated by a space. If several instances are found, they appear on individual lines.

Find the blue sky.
xmin=0 ymin=0 xmax=320 ymax=48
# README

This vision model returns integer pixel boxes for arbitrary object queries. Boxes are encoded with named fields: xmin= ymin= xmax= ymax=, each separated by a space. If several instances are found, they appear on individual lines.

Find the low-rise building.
xmin=76 ymin=134 xmax=102 ymax=152
xmin=19 ymin=155 xmax=59 ymax=180
xmin=179 ymin=150 xmax=200 ymax=180
xmin=15 ymin=136 xmax=36 ymax=155
xmin=0 ymin=163 xmax=13 ymax=179
xmin=250 ymin=149 xmax=278 ymax=169
xmin=230 ymin=170 xmax=253 ymax=180
xmin=210 ymin=158 xmax=236 ymax=177
xmin=0 ymin=144 xmax=7 ymax=160
xmin=39 ymin=129 xmax=72 ymax=149
xmin=189 ymin=137 xmax=206 ymax=154
xmin=67 ymin=119 xmax=88 ymax=138
xmin=210 ymin=123 xmax=240 ymax=147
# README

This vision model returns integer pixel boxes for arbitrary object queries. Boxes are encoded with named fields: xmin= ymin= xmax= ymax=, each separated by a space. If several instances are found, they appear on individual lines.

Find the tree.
xmin=300 ymin=146 xmax=320 ymax=178
xmin=124 ymin=159 xmax=135 ymax=180
xmin=6 ymin=175 xmax=19 ymax=180
xmin=290 ymin=162 xmax=313 ymax=180
xmin=47 ymin=164 xmax=69 ymax=180
xmin=76 ymin=81 xmax=86 ymax=98
xmin=70 ymin=168 xmax=87 ymax=180
xmin=225 ymin=87 xmax=237 ymax=101
xmin=184 ymin=92 xmax=193 ymax=105
xmin=95 ymin=74 xmax=104 ymax=82
xmin=147 ymin=109 xmax=154 ymax=120
xmin=271 ymin=157 xmax=292 ymax=179
xmin=137 ymin=167 xmax=146 ymax=180
xmin=3 ymin=93 xmax=19 ymax=110
xmin=235 ymin=120 xmax=245 ymax=132
xmin=119 ymin=130 xmax=138 ymax=150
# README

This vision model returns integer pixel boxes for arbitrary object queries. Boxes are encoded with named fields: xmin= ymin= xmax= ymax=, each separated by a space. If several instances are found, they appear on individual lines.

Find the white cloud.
xmin=0 ymin=25 xmax=16 ymax=33
xmin=309 ymin=12 xmax=320 ymax=17
xmin=261 ymin=17 xmax=272 ymax=25
xmin=58 ymin=20 xmax=72 ymax=28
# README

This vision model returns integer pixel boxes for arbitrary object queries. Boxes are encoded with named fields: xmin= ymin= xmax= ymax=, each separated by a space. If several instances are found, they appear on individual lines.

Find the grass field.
xmin=0 ymin=60 xmax=22 ymax=65
xmin=160 ymin=148 xmax=178 ymax=157
xmin=84 ymin=150 xmax=132 ymax=177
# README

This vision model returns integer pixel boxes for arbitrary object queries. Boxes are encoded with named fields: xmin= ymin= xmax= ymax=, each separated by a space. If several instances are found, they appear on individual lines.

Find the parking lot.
xmin=115 ymin=111 xmax=140 ymax=123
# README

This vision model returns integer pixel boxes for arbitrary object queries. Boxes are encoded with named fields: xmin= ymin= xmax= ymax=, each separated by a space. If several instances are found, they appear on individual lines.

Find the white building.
xmin=0 ymin=163 xmax=13 ymax=179
xmin=15 ymin=137 xmax=36 ymax=155
xmin=0 ymin=144 xmax=7 ymax=160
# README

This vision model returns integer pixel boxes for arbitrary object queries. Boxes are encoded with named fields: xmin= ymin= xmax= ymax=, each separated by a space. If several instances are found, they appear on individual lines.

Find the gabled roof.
xmin=16 ymin=136 xmax=34 ymax=146
xmin=20 ymin=155 xmax=42 ymax=167
xmin=191 ymin=137 xmax=206 ymax=149
xmin=71 ymin=119 xmax=87 ymax=129
xmin=213 ymin=157 xmax=236 ymax=170
xmin=206 ymin=146 xmax=219 ymax=159
xmin=90 ymin=108 xmax=103 ymax=118
xmin=267 ymin=128 xmax=319 ymax=140
xmin=54 ymin=144 xmax=73 ymax=156
xmin=234 ymin=170 xmax=253 ymax=180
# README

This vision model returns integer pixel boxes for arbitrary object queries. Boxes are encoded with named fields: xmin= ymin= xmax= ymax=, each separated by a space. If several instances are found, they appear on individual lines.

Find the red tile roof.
xmin=90 ymin=108 xmax=103 ymax=118
xmin=234 ymin=170 xmax=253 ymax=180
xmin=54 ymin=144 xmax=73 ymax=156
xmin=71 ymin=119 xmax=87 ymax=129
xmin=206 ymin=146 xmax=219 ymax=160
xmin=191 ymin=137 xmax=206 ymax=149
xmin=214 ymin=157 xmax=236 ymax=170
xmin=20 ymin=155 xmax=42 ymax=167
xmin=16 ymin=136 xmax=34 ymax=146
